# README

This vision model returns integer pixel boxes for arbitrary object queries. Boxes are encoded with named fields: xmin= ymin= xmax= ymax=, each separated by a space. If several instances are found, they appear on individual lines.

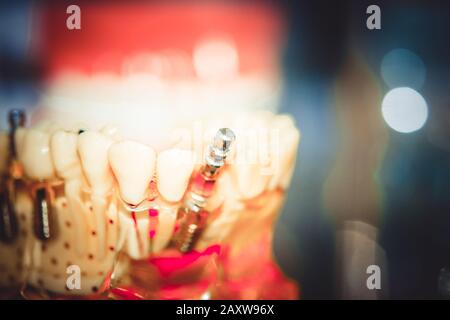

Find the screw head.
xmin=8 ymin=109 xmax=26 ymax=129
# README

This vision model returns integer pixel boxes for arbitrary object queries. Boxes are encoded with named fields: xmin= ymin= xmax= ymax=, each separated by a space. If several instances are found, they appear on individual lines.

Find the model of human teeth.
xmin=0 ymin=70 xmax=299 ymax=298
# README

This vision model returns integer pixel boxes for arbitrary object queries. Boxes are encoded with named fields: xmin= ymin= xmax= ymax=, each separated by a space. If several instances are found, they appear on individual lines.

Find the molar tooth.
xmin=51 ymin=130 xmax=82 ymax=180
xmin=20 ymin=129 xmax=55 ymax=180
xmin=108 ymin=140 xmax=156 ymax=206
xmin=77 ymin=131 xmax=114 ymax=195
xmin=156 ymin=149 xmax=195 ymax=203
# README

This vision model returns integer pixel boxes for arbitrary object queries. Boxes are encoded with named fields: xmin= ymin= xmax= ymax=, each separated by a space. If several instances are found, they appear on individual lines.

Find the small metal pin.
xmin=0 ymin=109 xmax=26 ymax=243
xmin=33 ymin=187 xmax=54 ymax=241
xmin=8 ymin=109 xmax=25 ymax=158
xmin=206 ymin=128 xmax=236 ymax=169
xmin=212 ymin=128 xmax=235 ymax=156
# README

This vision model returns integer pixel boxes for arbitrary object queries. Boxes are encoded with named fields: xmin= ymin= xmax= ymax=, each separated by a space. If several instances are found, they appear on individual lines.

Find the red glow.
xmin=35 ymin=2 xmax=285 ymax=78
xmin=148 ymin=245 xmax=220 ymax=278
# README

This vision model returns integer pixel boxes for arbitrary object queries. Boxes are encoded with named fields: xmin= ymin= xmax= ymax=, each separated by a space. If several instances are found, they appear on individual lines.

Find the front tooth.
xmin=51 ymin=130 xmax=82 ymax=180
xmin=0 ymin=132 xmax=8 ymax=176
xmin=108 ymin=140 xmax=156 ymax=206
xmin=78 ymin=131 xmax=114 ymax=195
xmin=20 ymin=129 xmax=55 ymax=180
xmin=157 ymin=149 xmax=195 ymax=203
xmin=268 ymin=116 xmax=300 ymax=190
xmin=230 ymin=126 xmax=272 ymax=200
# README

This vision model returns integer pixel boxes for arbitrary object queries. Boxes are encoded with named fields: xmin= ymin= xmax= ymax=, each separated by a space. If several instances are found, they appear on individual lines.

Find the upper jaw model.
xmin=0 ymin=74 xmax=300 ymax=299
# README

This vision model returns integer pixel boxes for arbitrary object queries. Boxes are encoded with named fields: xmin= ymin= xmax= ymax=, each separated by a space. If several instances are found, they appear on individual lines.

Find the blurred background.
xmin=1 ymin=0 xmax=449 ymax=299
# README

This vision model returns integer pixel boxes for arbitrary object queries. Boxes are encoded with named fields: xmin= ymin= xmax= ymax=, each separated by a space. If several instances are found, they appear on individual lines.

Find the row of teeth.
xmin=1 ymin=112 xmax=299 ymax=205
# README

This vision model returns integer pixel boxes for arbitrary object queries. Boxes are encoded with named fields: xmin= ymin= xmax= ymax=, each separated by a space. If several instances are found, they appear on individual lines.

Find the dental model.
xmin=1 ymin=71 xmax=300 ymax=299
xmin=6 ymin=119 xmax=121 ymax=297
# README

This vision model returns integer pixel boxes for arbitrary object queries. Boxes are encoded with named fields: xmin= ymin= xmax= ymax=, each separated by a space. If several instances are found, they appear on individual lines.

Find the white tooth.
xmin=78 ymin=131 xmax=114 ymax=195
xmin=230 ymin=126 xmax=271 ymax=200
xmin=157 ymin=149 xmax=195 ymax=203
xmin=14 ymin=128 xmax=26 ymax=162
xmin=100 ymin=124 xmax=122 ymax=141
xmin=32 ymin=121 xmax=60 ymax=134
xmin=151 ymin=206 xmax=177 ymax=253
xmin=232 ymin=163 xmax=269 ymax=199
xmin=108 ymin=140 xmax=156 ymax=206
xmin=20 ymin=129 xmax=55 ymax=180
xmin=268 ymin=116 xmax=300 ymax=190
xmin=0 ymin=132 xmax=8 ymax=175
xmin=51 ymin=130 xmax=82 ymax=180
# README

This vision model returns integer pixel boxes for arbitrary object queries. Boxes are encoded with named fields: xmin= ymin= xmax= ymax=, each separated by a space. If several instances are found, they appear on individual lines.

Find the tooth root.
xmin=78 ymin=131 xmax=115 ymax=259
xmin=51 ymin=130 xmax=82 ymax=180
xmin=91 ymin=194 xmax=109 ymax=259
xmin=14 ymin=128 xmax=26 ymax=161
xmin=64 ymin=180 xmax=88 ymax=256
xmin=108 ymin=141 xmax=156 ymax=206
xmin=20 ymin=129 xmax=55 ymax=180
xmin=120 ymin=212 xmax=149 ymax=259
xmin=78 ymin=131 xmax=114 ymax=195
xmin=157 ymin=149 xmax=195 ymax=203
xmin=151 ymin=206 xmax=177 ymax=253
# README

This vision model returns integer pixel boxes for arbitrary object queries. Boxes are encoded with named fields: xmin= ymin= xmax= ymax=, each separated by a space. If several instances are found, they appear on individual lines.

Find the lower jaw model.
xmin=0 ymin=87 xmax=300 ymax=299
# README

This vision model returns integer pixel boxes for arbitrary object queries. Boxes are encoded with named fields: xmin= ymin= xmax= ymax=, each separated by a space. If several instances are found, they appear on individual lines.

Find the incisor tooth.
xmin=20 ymin=129 xmax=55 ymax=180
xmin=230 ymin=127 xmax=271 ymax=200
xmin=268 ymin=116 xmax=300 ymax=190
xmin=78 ymin=131 xmax=114 ymax=195
xmin=157 ymin=149 xmax=195 ymax=203
xmin=51 ymin=130 xmax=82 ymax=180
xmin=108 ymin=140 xmax=156 ymax=206
xmin=78 ymin=131 xmax=115 ymax=260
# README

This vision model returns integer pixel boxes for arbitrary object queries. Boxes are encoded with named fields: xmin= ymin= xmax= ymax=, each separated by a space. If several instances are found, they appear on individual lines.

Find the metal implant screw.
xmin=8 ymin=109 xmax=26 ymax=158
xmin=206 ymin=128 xmax=236 ymax=168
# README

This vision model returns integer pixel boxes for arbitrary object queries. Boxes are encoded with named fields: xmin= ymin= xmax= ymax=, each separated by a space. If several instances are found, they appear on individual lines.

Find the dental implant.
xmin=33 ymin=187 xmax=53 ymax=240
xmin=0 ymin=109 xmax=25 ymax=243
xmin=173 ymin=128 xmax=235 ymax=253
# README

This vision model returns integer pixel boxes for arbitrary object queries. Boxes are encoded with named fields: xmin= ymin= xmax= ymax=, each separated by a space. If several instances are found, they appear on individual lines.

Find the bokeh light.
xmin=193 ymin=38 xmax=239 ymax=81
xmin=381 ymin=87 xmax=428 ymax=133
xmin=381 ymin=48 xmax=426 ymax=90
